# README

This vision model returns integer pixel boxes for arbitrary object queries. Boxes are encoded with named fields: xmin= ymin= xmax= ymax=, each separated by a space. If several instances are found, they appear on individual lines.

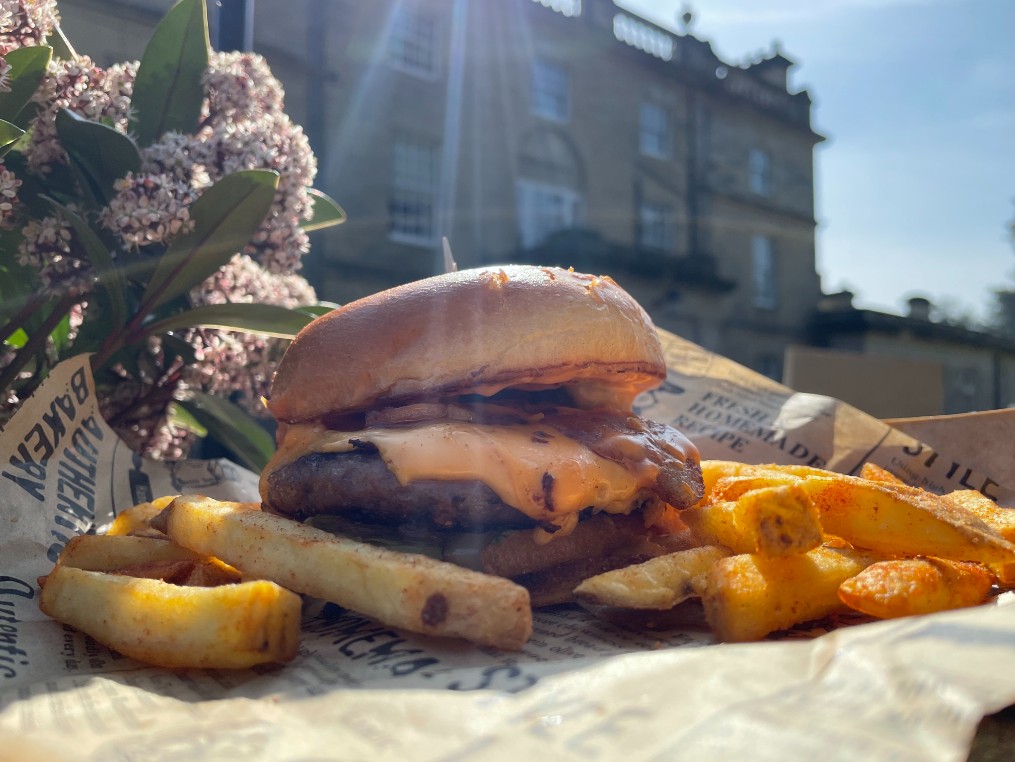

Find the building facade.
xmin=785 ymin=294 xmax=1015 ymax=418
xmin=58 ymin=0 xmax=826 ymax=378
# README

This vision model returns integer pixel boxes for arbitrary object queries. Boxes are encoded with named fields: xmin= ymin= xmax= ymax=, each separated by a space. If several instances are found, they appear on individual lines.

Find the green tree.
xmin=985 ymin=201 xmax=1015 ymax=336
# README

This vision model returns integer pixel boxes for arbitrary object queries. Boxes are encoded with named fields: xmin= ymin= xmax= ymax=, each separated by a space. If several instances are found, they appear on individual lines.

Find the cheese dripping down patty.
xmin=261 ymin=416 xmax=691 ymax=539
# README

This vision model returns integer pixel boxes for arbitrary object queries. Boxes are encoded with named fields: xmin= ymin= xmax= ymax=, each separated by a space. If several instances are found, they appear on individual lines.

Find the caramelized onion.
xmin=365 ymin=403 xmax=456 ymax=427
xmin=365 ymin=401 xmax=533 ymax=427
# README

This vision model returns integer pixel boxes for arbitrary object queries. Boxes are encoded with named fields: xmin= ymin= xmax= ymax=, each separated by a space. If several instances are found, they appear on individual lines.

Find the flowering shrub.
xmin=0 ymin=0 xmax=344 ymax=468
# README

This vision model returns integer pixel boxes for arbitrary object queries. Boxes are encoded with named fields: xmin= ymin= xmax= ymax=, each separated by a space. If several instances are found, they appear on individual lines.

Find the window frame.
xmin=531 ymin=58 xmax=571 ymax=123
xmin=638 ymin=200 xmax=676 ymax=252
xmin=388 ymin=6 xmax=441 ymax=80
xmin=749 ymin=147 xmax=772 ymax=196
xmin=639 ymin=101 xmax=671 ymax=160
xmin=389 ymin=136 xmax=440 ymax=246
xmin=516 ymin=178 xmax=584 ymax=249
xmin=751 ymin=234 xmax=778 ymax=309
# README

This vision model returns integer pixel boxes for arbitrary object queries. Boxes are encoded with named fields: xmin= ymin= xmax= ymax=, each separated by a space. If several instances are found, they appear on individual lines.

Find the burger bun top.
xmin=267 ymin=265 xmax=666 ymax=423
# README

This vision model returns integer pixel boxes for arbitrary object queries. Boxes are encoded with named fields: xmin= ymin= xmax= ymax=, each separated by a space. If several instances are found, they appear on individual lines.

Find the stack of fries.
xmin=575 ymin=460 xmax=1015 ymax=641
xmin=38 ymin=498 xmax=303 ymax=669
xmin=39 ymin=495 xmax=532 ymax=668
xmin=37 ymin=461 xmax=1015 ymax=667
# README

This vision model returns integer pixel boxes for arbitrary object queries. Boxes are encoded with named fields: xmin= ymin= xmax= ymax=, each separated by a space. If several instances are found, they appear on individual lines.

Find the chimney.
xmin=819 ymin=290 xmax=855 ymax=312
xmin=907 ymin=296 xmax=932 ymax=321
xmin=747 ymin=41 xmax=793 ymax=90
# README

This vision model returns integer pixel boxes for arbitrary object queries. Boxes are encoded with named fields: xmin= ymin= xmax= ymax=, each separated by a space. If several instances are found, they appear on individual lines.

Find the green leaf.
xmin=303 ymin=188 xmax=346 ymax=232
xmin=176 ymin=391 xmax=275 ymax=472
xmin=160 ymin=331 xmax=198 ymax=365
xmin=49 ymin=311 xmax=72 ymax=354
xmin=0 ymin=118 xmax=24 ymax=158
xmin=0 ymin=230 xmax=29 ymax=284
xmin=55 ymin=109 xmax=141 ymax=206
xmin=296 ymin=302 xmax=340 ymax=317
xmin=142 ymin=302 xmax=316 ymax=340
xmin=0 ymin=292 xmax=76 ymax=394
xmin=45 ymin=198 xmax=128 ymax=331
xmin=139 ymin=169 xmax=279 ymax=314
xmin=68 ymin=240 xmax=133 ymax=357
xmin=100 ymin=343 xmax=142 ymax=380
xmin=3 ymin=327 xmax=28 ymax=348
xmin=3 ymin=151 xmax=79 ymax=216
xmin=0 ymin=46 xmax=52 ymax=127
xmin=166 ymin=400 xmax=207 ymax=436
xmin=130 ymin=0 xmax=209 ymax=147
xmin=45 ymin=27 xmax=77 ymax=61
xmin=0 ymin=237 xmax=40 ymax=328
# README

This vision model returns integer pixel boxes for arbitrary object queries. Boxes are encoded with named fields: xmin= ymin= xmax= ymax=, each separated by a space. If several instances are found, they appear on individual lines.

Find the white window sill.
xmin=640 ymin=147 xmax=672 ymax=161
xmin=532 ymin=108 xmax=570 ymax=125
xmin=389 ymin=231 xmax=438 ymax=248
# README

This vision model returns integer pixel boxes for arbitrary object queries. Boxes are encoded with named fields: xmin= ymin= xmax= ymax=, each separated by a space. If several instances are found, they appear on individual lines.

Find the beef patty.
xmin=263 ymin=406 xmax=704 ymax=532
xmin=263 ymin=450 xmax=539 ymax=530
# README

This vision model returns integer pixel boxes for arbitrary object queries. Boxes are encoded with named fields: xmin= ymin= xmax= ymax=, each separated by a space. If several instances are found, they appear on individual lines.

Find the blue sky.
xmin=622 ymin=0 xmax=1015 ymax=322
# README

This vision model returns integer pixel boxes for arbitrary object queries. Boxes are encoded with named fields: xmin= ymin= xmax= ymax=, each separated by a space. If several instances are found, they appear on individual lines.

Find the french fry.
xmin=763 ymin=464 xmax=841 ymax=479
xmin=56 ymin=533 xmax=243 ymax=587
xmin=39 ymin=565 xmax=301 ymax=669
xmin=180 ymin=558 xmax=245 ymax=587
xmin=709 ymin=473 xmax=802 ymax=503
xmin=162 ymin=495 xmax=533 ymax=650
xmin=800 ymin=475 xmax=1015 ymax=564
xmin=573 ymin=545 xmax=731 ymax=609
xmin=702 ymin=545 xmax=883 ymax=642
xmin=838 ymin=557 xmax=993 ymax=619
xmin=700 ymin=460 xmax=831 ymax=502
xmin=940 ymin=491 xmax=1015 ymax=585
xmin=700 ymin=460 xmax=768 ymax=500
xmin=858 ymin=462 xmax=905 ymax=485
xmin=943 ymin=490 xmax=1015 ymax=543
xmin=681 ymin=484 xmax=823 ymax=557
xmin=988 ymin=562 xmax=1015 ymax=588
xmin=107 ymin=495 xmax=178 ymax=537
xmin=56 ymin=534 xmax=201 ymax=571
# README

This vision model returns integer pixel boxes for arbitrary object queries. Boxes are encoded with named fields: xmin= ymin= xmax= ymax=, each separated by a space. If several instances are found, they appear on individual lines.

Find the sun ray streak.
xmin=435 ymin=0 xmax=468 ymax=269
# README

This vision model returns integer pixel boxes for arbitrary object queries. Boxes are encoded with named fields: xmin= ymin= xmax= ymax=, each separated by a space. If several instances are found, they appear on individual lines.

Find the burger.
xmin=259 ymin=265 xmax=704 ymax=605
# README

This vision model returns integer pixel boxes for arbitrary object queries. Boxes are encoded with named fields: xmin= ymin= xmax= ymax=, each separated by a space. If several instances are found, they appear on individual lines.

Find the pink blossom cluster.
xmin=0 ymin=167 xmax=21 ymax=224
xmin=206 ymin=116 xmax=316 ymax=273
xmin=185 ymin=253 xmax=317 ymax=415
xmin=202 ymin=50 xmax=284 ymax=124
xmin=26 ymin=57 xmax=136 ymax=173
xmin=18 ymin=48 xmax=318 ymax=282
xmin=0 ymin=0 xmax=59 ymax=56
xmin=1 ymin=26 xmax=324 ymax=459
xmin=96 ymin=335 xmax=192 ymax=460
xmin=201 ymin=51 xmax=318 ymax=274
xmin=100 ymin=172 xmax=198 ymax=248
xmin=17 ymin=211 xmax=92 ymax=291
xmin=96 ymin=52 xmax=319 ymax=276
xmin=13 ymin=55 xmax=138 ymax=293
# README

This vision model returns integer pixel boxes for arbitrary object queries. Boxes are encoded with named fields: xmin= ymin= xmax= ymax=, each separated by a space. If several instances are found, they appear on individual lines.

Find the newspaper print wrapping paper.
xmin=2 ymin=332 xmax=1015 ymax=761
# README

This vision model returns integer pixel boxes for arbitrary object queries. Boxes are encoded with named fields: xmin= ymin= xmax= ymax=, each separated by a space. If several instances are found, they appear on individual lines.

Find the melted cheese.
xmin=264 ymin=421 xmax=651 ymax=529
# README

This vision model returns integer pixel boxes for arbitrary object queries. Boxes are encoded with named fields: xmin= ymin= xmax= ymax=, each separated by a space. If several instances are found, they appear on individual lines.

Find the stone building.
xmin=57 ymin=0 xmax=826 ymax=378
xmin=785 ymin=294 xmax=1015 ymax=418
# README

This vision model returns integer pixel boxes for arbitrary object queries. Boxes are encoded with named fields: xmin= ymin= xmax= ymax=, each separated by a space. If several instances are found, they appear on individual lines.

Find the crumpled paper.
xmin=3 ymin=333 xmax=1015 ymax=761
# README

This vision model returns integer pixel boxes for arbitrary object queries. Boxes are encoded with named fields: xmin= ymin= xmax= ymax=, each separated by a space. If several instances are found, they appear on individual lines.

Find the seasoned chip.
xmin=40 ymin=565 xmax=301 ymax=669
xmin=163 ymin=495 xmax=533 ymax=650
